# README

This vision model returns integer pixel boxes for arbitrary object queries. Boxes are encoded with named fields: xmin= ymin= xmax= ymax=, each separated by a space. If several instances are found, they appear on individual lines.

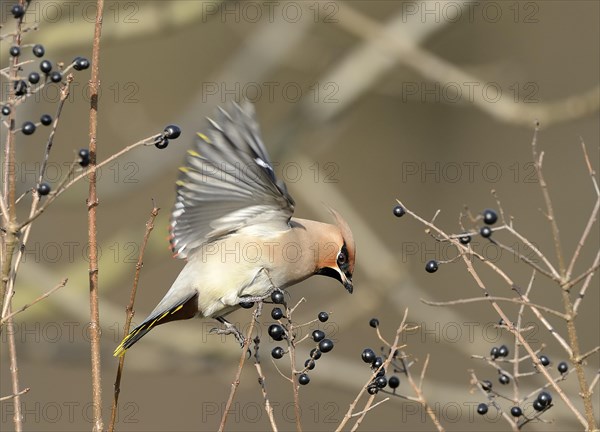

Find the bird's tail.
xmin=113 ymin=320 xmax=155 ymax=357
xmin=113 ymin=292 xmax=198 ymax=357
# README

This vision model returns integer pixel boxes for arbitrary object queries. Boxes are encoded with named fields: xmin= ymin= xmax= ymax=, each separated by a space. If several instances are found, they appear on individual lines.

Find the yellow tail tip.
xmin=113 ymin=345 xmax=126 ymax=357
xmin=113 ymin=336 xmax=130 ymax=357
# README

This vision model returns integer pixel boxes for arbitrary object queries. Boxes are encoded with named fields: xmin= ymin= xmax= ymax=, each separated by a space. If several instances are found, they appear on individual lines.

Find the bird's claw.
xmin=210 ymin=320 xmax=246 ymax=347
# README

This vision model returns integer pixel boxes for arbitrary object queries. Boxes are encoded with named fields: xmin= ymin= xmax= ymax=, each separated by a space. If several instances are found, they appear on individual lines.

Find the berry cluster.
xmin=360 ymin=318 xmax=401 ymax=395
xmin=1 ymin=39 xmax=90 ymax=136
xmin=475 ymin=344 xmax=569 ymax=420
xmin=155 ymin=125 xmax=182 ymax=149
xmin=393 ymin=205 xmax=499 ymax=274
xmin=268 ymin=291 xmax=333 ymax=386
xmin=477 ymin=389 xmax=553 ymax=417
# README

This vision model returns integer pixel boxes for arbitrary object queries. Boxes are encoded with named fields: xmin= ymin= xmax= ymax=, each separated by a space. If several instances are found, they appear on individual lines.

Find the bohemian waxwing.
xmin=114 ymin=102 xmax=355 ymax=356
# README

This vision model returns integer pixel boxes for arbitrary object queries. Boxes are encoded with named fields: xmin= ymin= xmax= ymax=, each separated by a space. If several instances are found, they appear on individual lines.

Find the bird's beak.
xmin=343 ymin=276 xmax=353 ymax=294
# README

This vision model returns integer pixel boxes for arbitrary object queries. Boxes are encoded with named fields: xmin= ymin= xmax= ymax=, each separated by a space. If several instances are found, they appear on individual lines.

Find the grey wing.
xmin=169 ymin=102 xmax=295 ymax=259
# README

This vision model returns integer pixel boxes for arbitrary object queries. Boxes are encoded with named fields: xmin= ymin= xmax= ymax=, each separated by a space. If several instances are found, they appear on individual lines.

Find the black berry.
xmin=239 ymin=300 xmax=254 ymax=309
xmin=14 ymin=80 xmax=27 ymax=96
xmin=318 ymin=338 xmax=334 ymax=353
xmin=480 ymin=226 xmax=493 ymax=238
xmin=372 ymin=356 xmax=383 ymax=370
xmin=367 ymin=386 xmax=378 ymax=395
xmin=11 ymin=4 xmax=25 ymax=18
xmin=310 ymin=348 xmax=321 ymax=360
xmin=374 ymin=376 xmax=387 ymax=388
xmin=537 ymin=391 xmax=552 ymax=407
xmin=361 ymin=348 xmax=376 ymax=364
xmin=425 ymin=260 xmax=438 ymax=273
xmin=304 ymin=359 xmax=315 ymax=370
xmin=388 ymin=376 xmax=400 ymax=389
xmin=557 ymin=361 xmax=568 ymax=374
xmin=49 ymin=71 xmax=62 ymax=83
xmin=498 ymin=345 xmax=509 ymax=357
xmin=73 ymin=57 xmax=90 ymax=71
xmin=268 ymin=324 xmax=285 ymax=341
xmin=164 ymin=124 xmax=181 ymax=139
xmin=40 ymin=114 xmax=52 ymax=126
xmin=312 ymin=330 xmax=325 ymax=342
xmin=499 ymin=374 xmax=510 ymax=385
xmin=271 ymin=290 xmax=285 ymax=304
xmin=459 ymin=235 xmax=471 ymax=245
xmin=1 ymin=106 xmax=10 ymax=116
xmin=271 ymin=346 xmax=284 ymax=359
xmin=78 ymin=149 xmax=90 ymax=167
xmin=393 ymin=205 xmax=405 ymax=217
xmin=155 ymin=138 xmax=169 ymax=149
xmin=37 ymin=183 xmax=51 ymax=196
xmin=481 ymin=380 xmax=492 ymax=391
xmin=483 ymin=209 xmax=498 ymax=225
xmin=369 ymin=318 xmax=379 ymax=328
xmin=538 ymin=355 xmax=550 ymax=367
xmin=9 ymin=46 xmax=20 ymax=57
xmin=40 ymin=60 xmax=52 ymax=74
xmin=477 ymin=403 xmax=488 ymax=415
xmin=22 ymin=121 xmax=36 ymax=135
xmin=510 ymin=406 xmax=522 ymax=417
xmin=318 ymin=311 xmax=329 ymax=322
xmin=298 ymin=373 xmax=310 ymax=385
xmin=28 ymin=72 xmax=40 ymax=84
xmin=32 ymin=44 xmax=45 ymax=58
xmin=271 ymin=307 xmax=283 ymax=320
xmin=532 ymin=400 xmax=545 ymax=412
xmin=490 ymin=347 xmax=499 ymax=359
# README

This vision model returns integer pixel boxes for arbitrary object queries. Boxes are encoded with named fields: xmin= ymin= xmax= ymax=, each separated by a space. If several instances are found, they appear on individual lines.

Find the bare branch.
xmin=0 ymin=279 xmax=68 ymax=324
xmin=108 ymin=204 xmax=160 ymax=432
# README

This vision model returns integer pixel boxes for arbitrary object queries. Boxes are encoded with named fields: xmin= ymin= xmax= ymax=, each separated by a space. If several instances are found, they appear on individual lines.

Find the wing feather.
xmin=169 ymin=102 xmax=295 ymax=259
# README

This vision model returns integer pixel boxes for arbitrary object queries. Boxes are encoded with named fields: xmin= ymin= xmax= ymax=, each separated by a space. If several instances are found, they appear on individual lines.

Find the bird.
xmin=114 ymin=102 xmax=355 ymax=356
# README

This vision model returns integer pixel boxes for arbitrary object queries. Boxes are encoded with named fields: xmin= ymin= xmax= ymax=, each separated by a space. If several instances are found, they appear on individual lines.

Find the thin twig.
xmin=253 ymin=338 xmax=279 ymax=432
xmin=108 ymin=204 xmax=160 ymax=432
xmin=287 ymin=298 xmax=303 ymax=432
xmin=578 ymin=346 xmax=600 ymax=363
xmin=421 ymin=296 xmax=568 ymax=320
xmin=590 ymin=371 xmax=600 ymax=392
xmin=87 ymin=2 xmax=105 ymax=431
xmin=531 ymin=124 xmax=566 ymax=277
xmin=566 ymin=139 xmax=599 ymax=280
xmin=0 ymin=388 xmax=30 ymax=402
xmin=0 ymin=279 xmax=68 ymax=324
xmin=218 ymin=307 xmax=260 ymax=432
xmin=401 ymin=351 xmax=444 ymax=432
xmin=349 ymin=398 xmax=390 ymax=418
xmin=489 ymin=237 xmax=558 ymax=281
xmin=573 ymin=250 xmax=600 ymax=314
xmin=565 ymin=258 xmax=600 ymax=290
xmin=37 ymin=75 xmax=74 ymax=186
xmin=7 ymin=312 xmax=24 ymax=431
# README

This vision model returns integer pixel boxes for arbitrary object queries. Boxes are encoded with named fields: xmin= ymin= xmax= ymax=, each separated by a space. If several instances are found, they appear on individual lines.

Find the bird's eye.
xmin=337 ymin=252 xmax=347 ymax=266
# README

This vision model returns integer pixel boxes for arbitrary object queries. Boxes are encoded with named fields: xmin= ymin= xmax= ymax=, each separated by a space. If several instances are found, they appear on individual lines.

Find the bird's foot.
xmin=210 ymin=317 xmax=246 ymax=347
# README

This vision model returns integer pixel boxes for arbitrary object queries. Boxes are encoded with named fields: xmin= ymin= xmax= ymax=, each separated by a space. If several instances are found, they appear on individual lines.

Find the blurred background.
xmin=1 ymin=1 xmax=598 ymax=431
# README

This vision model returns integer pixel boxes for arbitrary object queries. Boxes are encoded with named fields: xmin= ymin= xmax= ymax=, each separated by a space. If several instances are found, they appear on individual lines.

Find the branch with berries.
xmin=392 ymin=125 xmax=599 ymax=431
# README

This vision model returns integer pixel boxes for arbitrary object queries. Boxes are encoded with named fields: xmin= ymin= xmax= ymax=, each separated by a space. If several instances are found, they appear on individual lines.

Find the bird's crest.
xmin=326 ymin=206 xmax=356 ymax=275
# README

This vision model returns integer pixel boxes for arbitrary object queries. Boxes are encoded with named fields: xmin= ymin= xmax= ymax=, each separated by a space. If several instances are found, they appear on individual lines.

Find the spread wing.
xmin=169 ymin=102 xmax=295 ymax=259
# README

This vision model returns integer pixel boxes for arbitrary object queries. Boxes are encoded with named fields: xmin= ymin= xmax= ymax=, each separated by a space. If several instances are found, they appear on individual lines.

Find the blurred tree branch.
xmin=319 ymin=2 xmax=599 ymax=127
